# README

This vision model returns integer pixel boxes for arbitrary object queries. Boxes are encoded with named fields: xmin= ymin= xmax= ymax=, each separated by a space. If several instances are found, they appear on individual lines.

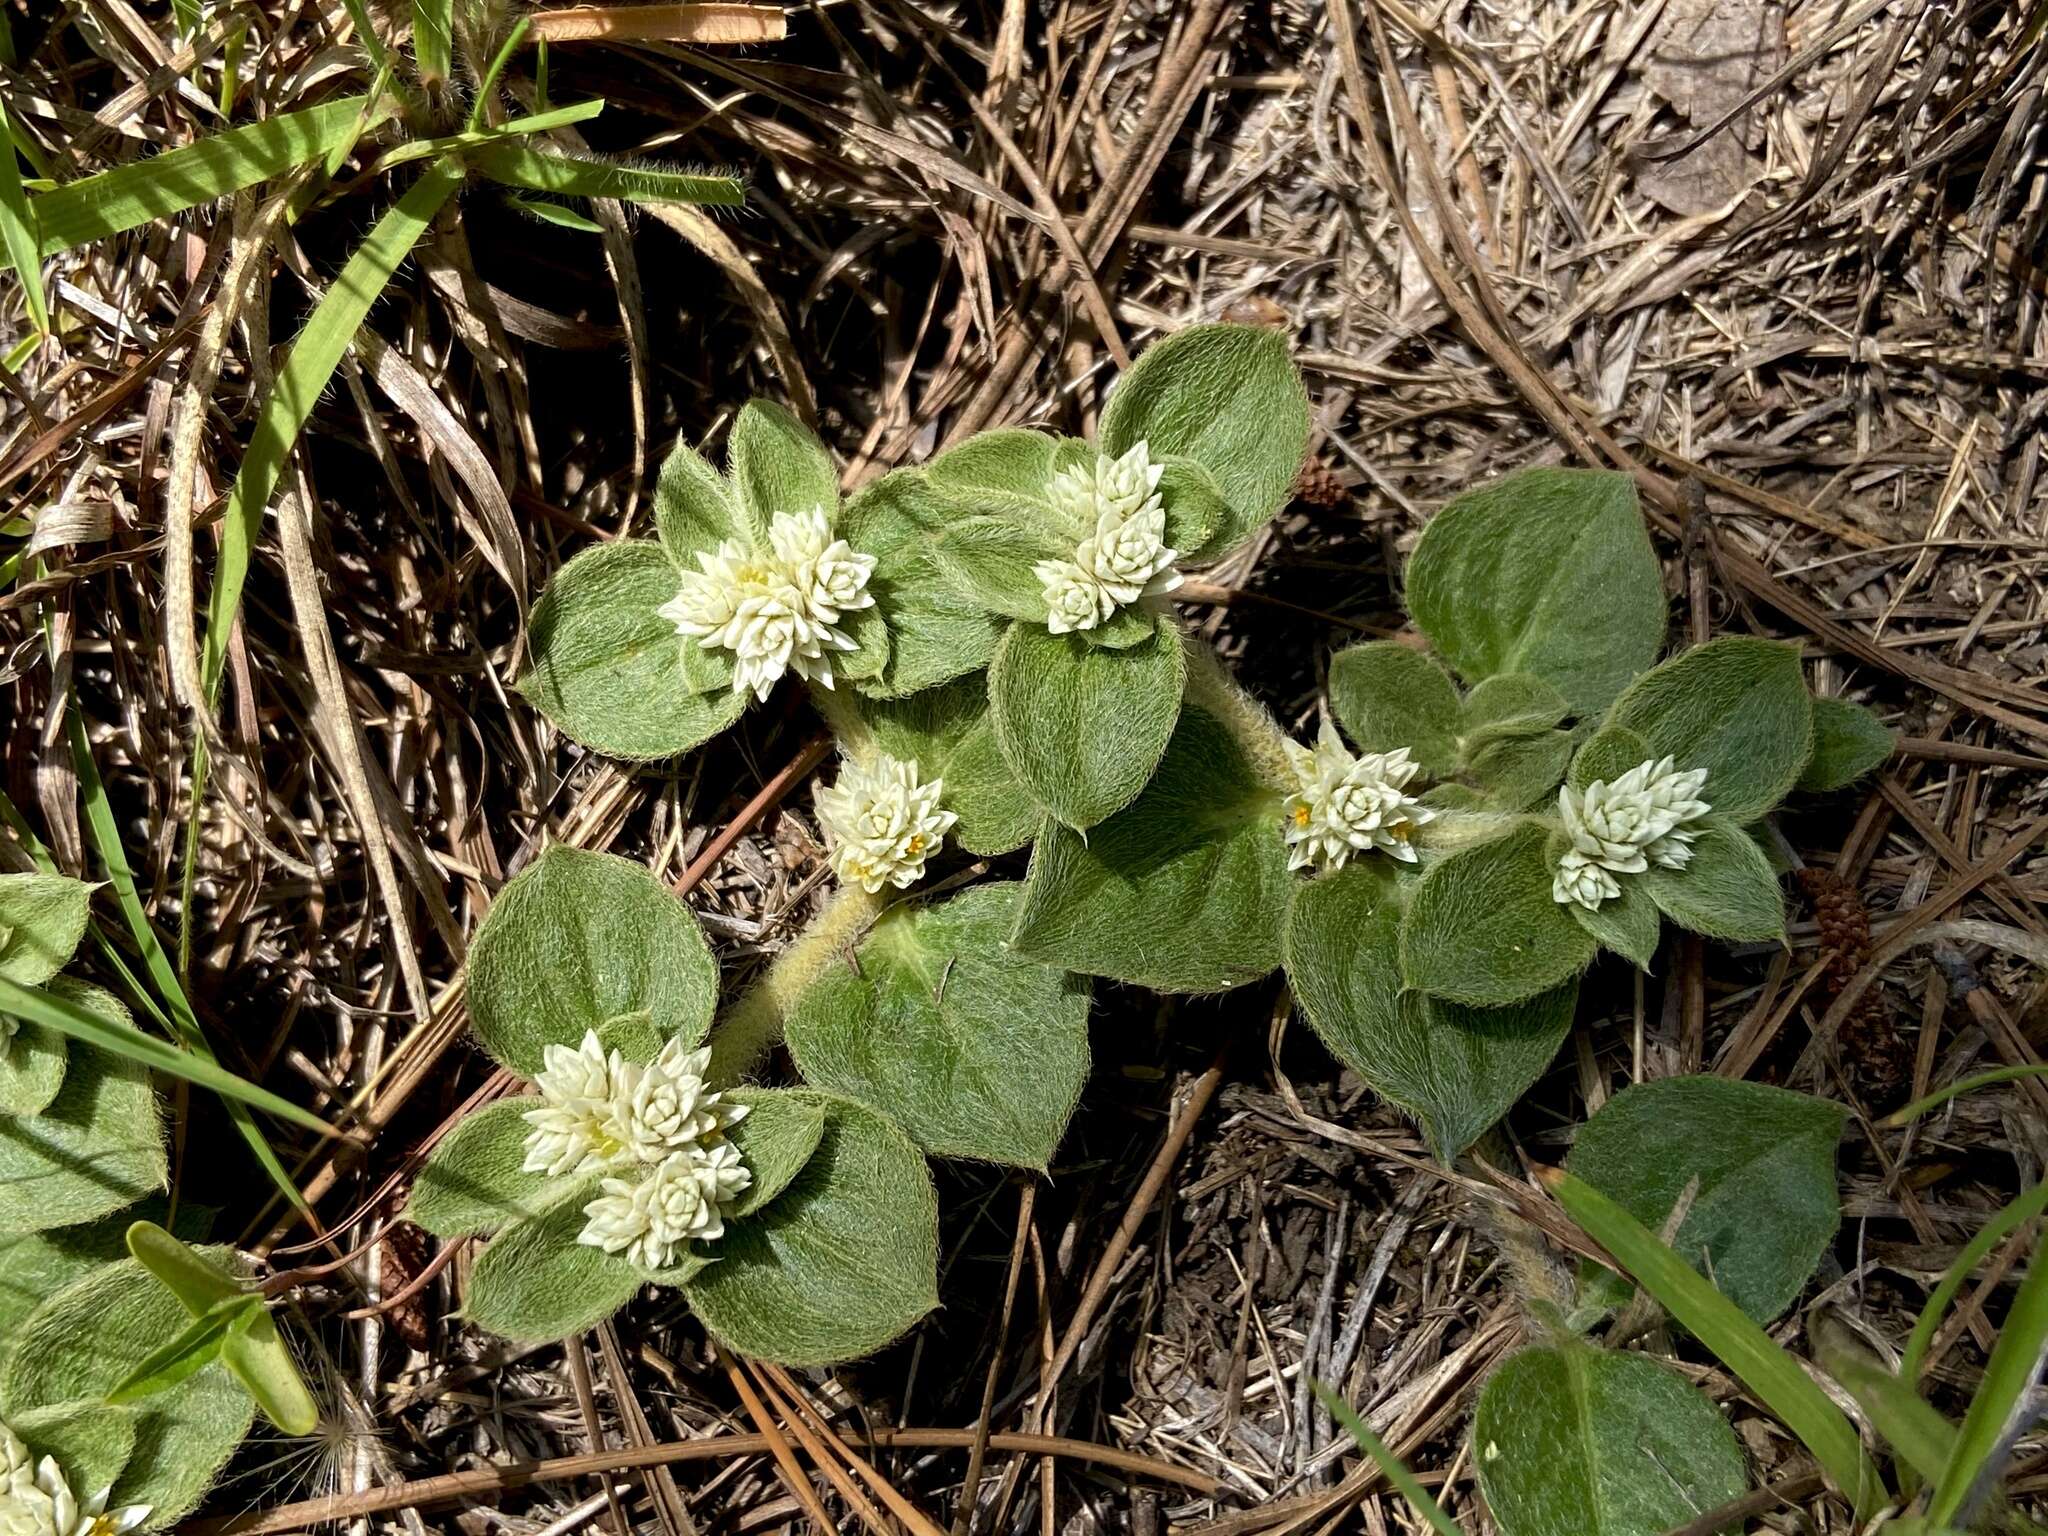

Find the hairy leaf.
xmin=469 ymin=144 xmax=744 ymax=207
xmin=10 ymin=1403 xmax=137 ymax=1501
xmin=0 ymin=1256 xmax=255 ymax=1528
xmin=0 ymin=1199 xmax=210 ymax=1349
xmin=923 ymin=427 xmax=1060 ymax=512
xmin=927 ymin=519 xmax=1060 ymax=622
xmin=1568 ymin=724 xmax=1652 ymax=793
xmin=988 ymin=622 xmax=1185 ymax=830
xmin=1606 ymin=637 xmax=1812 ymax=823
xmin=1566 ymin=1075 xmax=1845 ymax=1324
xmin=1010 ymin=707 xmax=1289 ymax=994
xmin=858 ymin=679 xmax=1040 ymax=857
xmin=406 ymin=1100 xmax=561 ymax=1238
xmin=521 ymin=540 xmax=747 ymax=760
xmin=1568 ymin=879 xmax=1662 ymax=970
xmin=788 ymin=884 xmax=1089 ymax=1168
xmin=685 ymin=1093 xmax=939 ymax=1366
xmin=728 ymin=398 xmax=837 ymax=531
xmin=1098 ymin=324 xmax=1310 ymax=561
xmin=0 ymin=1018 xmax=65 ymax=1115
xmin=1327 ymin=643 xmax=1461 ymax=777
xmin=0 ymin=872 xmax=95 ymax=985
xmin=1399 ymin=824 xmax=1595 ymax=1006
xmin=654 ymin=435 xmax=756 ymax=560
xmin=840 ymin=471 xmax=1002 ymax=698
xmin=1473 ymin=1341 xmax=1748 ymax=1536
xmin=1798 ymin=696 xmax=1894 ymax=793
xmin=723 ymin=1087 xmax=828 ymax=1218
xmin=1406 ymin=469 xmax=1665 ymax=716
xmin=1285 ymin=861 xmax=1575 ymax=1159
xmin=468 ymin=846 xmax=719 ymax=1076
xmin=463 ymin=1179 xmax=653 ymax=1342
xmin=1468 ymin=730 xmax=1575 ymax=811
xmin=1639 ymin=819 xmax=1785 ymax=942
xmin=0 ymin=983 xmax=166 ymax=1236
xmin=1460 ymin=673 xmax=1571 ymax=753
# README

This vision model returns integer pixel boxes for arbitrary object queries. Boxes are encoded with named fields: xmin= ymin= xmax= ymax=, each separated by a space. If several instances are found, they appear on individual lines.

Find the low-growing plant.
xmin=495 ymin=322 xmax=1900 ymax=1358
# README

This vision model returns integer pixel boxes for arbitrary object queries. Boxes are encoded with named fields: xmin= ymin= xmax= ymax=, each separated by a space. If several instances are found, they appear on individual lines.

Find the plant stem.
xmin=1182 ymin=639 xmax=1292 ymax=788
xmin=708 ymin=884 xmax=882 ymax=1083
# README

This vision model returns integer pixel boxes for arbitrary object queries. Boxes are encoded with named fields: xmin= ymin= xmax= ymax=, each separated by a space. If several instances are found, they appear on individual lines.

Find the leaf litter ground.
xmin=2 ymin=0 xmax=2047 ymax=1532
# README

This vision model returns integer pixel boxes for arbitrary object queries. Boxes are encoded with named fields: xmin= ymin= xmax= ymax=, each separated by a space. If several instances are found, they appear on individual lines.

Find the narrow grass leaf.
xmin=0 ymin=972 xmax=334 ymax=1134
xmin=1311 ymin=1381 xmax=1467 ymax=1536
xmin=0 ymin=100 xmax=48 ymax=334
xmin=509 ymin=195 xmax=604 ymax=232
xmin=202 ymin=156 xmax=465 ymax=701
xmin=70 ymin=707 xmax=310 ymax=1212
xmin=1542 ymin=1168 xmax=1885 ymax=1518
xmin=1901 ymin=1177 xmax=2048 ymax=1385
xmin=1881 ymin=1065 xmax=2048 ymax=1129
xmin=469 ymin=143 xmax=744 ymax=206
xmin=411 ymin=0 xmax=452 ymax=82
xmin=106 ymin=1297 xmax=245 ymax=1403
xmin=1928 ymin=1225 xmax=2048 ymax=1525
xmin=13 ymin=97 xmax=379 ymax=264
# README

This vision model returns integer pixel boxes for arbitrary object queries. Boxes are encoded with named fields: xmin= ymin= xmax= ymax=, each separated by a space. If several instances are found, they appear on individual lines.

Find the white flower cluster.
xmin=659 ymin=507 xmax=877 ymax=703
xmin=0 ymin=1421 xmax=148 ymax=1536
xmin=522 ymin=1032 xmax=752 ymax=1270
xmin=1282 ymin=720 xmax=1434 ymax=872
xmin=1551 ymin=756 xmax=1711 ymax=910
xmin=814 ymin=753 xmax=957 ymax=894
xmin=1033 ymin=442 xmax=1182 ymax=634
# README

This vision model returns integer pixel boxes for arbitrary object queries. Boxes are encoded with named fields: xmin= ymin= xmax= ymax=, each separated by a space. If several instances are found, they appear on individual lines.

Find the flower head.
xmin=0 ymin=1424 xmax=148 ymax=1536
xmin=1036 ymin=442 xmax=1180 ymax=634
xmin=1282 ymin=719 xmax=1434 ymax=872
xmin=578 ymin=1144 xmax=751 ymax=1270
xmin=658 ymin=507 xmax=876 ymax=703
xmin=1552 ymin=757 xmax=1711 ymax=909
xmin=814 ymin=753 xmax=957 ymax=893
xmin=602 ymin=1039 xmax=748 ymax=1166
xmin=522 ymin=1030 xmax=625 ymax=1177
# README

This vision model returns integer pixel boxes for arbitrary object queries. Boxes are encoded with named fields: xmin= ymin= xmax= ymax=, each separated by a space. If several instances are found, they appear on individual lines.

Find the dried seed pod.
xmin=1292 ymin=457 xmax=1348 ymax=509
xmin=1797 ymin=867 xmax=1909 ymax=1105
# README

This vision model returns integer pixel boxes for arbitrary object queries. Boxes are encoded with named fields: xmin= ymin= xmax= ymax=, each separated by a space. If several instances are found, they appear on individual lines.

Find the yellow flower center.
xmin=1291 ymin=804 xmax=1312 ymax=828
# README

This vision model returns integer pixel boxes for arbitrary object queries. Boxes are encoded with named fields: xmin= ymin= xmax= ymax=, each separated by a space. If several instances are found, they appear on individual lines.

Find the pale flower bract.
xmin=814 ymin=752 xmax=957 ymax=893
xmin=0 ymin=1422 xmax=148 ymax=1536
xmin=658 ymin=506 xmax=876 ymax=702
xmin=1551 ymin=756 xmax=1711 ymax=909
xmin=578 ymin=1143 xmax=751 ymax=1270
xmin=1036 ymin=441 xmax=1181 ymax=633
xmin=521 ymin=1029 xmax=623 ymax=1177
xmin=1282 ymin=719 xmax=1434 ymax=872
xmin=603 ymin=1039 xmax=748 ymax=1166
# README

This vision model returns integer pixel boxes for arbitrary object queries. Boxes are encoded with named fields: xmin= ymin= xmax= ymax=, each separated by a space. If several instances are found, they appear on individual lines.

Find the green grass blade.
xmin=1927 ymin=1224 xmax=2048 ymax=1524
xmin=1902 ymin=1177 xmax=2048 ymax=1385
xmin=1813 ymin=1318 xmax=1957 ymax=1492
xmin=107 ymin=1298 xmax=244 ymax=1402
xmin=1881 ymin=1065 xmax=2048 ymax=1129
xmin=0 ymin=99 xmax=49 ymax=333
xmin=411 ymin=0 xmax=452 ymax=83
xmin=200 ymin=155 xmax=465 ymax=701
xmin=468 ymin=143 xmax=743 ymax=206
xmin=1311 ymin=1381 xmax=1467 ymax=1536
xmin=337 ymin=0 xmax=387 ymax=68
xmin=507 ymin=195 xmax=603 ymax=232
xmin=0 ymin=971 xmax=335 ymax=1133
xmin=467 ymin=17 xmax=532 ymax=130
xmin=10 ymin=96 xmax=382 ymax=266
xmin=70 ymin=702 xmax=313 ymax=1214
xmin=1544 ymin=1169 xmax=1886 ymax=1518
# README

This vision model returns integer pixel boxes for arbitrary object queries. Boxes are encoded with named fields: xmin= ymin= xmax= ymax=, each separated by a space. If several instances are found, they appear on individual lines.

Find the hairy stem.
xmin=1182 ymin=639 xmax=1294 ymax=788
xmin=707 ymin=884 xmax=883 ymax=1084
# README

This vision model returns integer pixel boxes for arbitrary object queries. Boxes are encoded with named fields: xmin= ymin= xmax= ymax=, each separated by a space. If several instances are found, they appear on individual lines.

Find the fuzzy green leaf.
xmin=923 ymin=427 xmax=1060 ymax=513
xmin=787 ymin=884 xmax=1089 ymax=1168
xmin=1606 ymin=637 xmax=1812 ymax=823
xmin=468 ymin=144 xmax=744 ymax=208
xmin=1098 ymin=324 xmax=1310 ymax=561
xmin=840 ymin=471 xmax=1002 ymax=698
xmin=468 ymin=846 xmax=719 ymax=1076
xmin=858 ymin=680 xmax=1040 ymax=856
xmin=1473 ymin=1341 xmax=1749 ymax=1536
xmin=522 ymin=541 xmax=748 ymax=759
xmin=1460 ymin=673 xmax=1571 ymax=753
xmin=1638 ymin=819 xmax=1786 ymax=942
xmin=1009 ymin=706 xmax=1289 ymax=994
xmin=654 ymin=435 xmax=758 ymax=560
xmin=1568 ymin=724 xmax=1652 ymax=793
xmin=463 ymin=1178 xmax=653 ymax=1342
xmin=1406 ymin=468 xmax=1665 ymax=716
xmin=1399 ymin=824 xmax=1595 ymax=1007
xmin=723 ymin=1087 xmax=828 ymax=1218
xmin=0 ymin=1200 xmax=209 ymax=1349
xmin=685 ymin=1093 xmax=939 ymax=1366
xmin=10 ymin=1403 xmax=137 ymax=1499
xmin=729 ymin=399 xmax=837 ymax=532
xmin=0 ymin=872 xmax=95 ymax=985
xmin=927 ymin=519 xmax=1060 ymax=622
xmin=1566 ymin=1075 xmax=1845 ymax=1324
xmin=1798 ymin=696 xmax=1894 ymax=793
xmin=1468 ymin=730 xmax=1575 ymax=811
xmin=0 ymin=1019 xmax=66 ymax=1116
xmin=1327 ymin=643 xmax=1461 ymax=777
xmin=406 ymin=1100 xmax=560 ymax=1238
xmin=1155 ymin=456 xmax=1227 ymax=556
xmin=0 ymin=983 xmax=166 ymax=1236
xmin=989 ymin=622 xmax=1185 ymax=830
xmin=0 ymin=1256 xmax=255 ymax=1528
xmin=1285 ymin=861 xmax=1576 ymax=1159
xmin=1568 ymin=879 xmax=1662 ymax=970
